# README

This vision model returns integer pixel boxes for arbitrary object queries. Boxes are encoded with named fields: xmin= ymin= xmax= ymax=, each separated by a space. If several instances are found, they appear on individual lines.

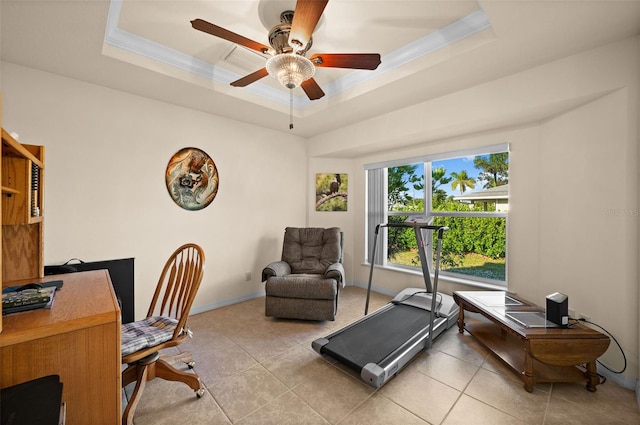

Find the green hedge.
xmin=432 ymin=200 xmax=505 ymax=259
xmin=387 ymin=201 xmax=506 ymax=261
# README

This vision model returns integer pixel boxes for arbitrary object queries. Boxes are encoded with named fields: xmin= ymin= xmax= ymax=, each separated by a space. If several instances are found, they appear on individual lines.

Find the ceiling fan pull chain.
xmin=289 ymin=89 xmax=294 ymax=130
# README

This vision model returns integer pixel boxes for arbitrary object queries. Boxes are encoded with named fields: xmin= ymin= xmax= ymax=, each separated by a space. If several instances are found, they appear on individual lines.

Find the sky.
xmin=434 ymin=156 xmax=482 ymax=197
xmin=407 ymin=156 xmax=483 ymax=199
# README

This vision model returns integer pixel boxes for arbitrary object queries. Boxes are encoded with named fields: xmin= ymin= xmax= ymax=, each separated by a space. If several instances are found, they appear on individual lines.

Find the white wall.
xmin=307 ymin=37 xmax=640 ymax=386
xmin=0 ymin=62 xmax=308 ymax=318
xmin=1 ymin=34 xmax=638 ymax=389
xmin=537 ymin=89 xmax=636 ymax=338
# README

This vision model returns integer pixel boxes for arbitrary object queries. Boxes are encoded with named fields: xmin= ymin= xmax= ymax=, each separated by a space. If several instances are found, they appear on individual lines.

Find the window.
xmin=366 ymin=144 xmax=509 ymax=286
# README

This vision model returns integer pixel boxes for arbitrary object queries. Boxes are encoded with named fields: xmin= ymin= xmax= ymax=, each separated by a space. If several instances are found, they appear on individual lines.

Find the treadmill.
xmin=312 ymin=221 xmax=460 ymax=388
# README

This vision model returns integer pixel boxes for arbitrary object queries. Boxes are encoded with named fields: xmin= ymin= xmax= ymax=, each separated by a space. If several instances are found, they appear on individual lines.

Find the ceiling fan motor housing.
xmin=268 ymin=10 xmax=312 ymax=55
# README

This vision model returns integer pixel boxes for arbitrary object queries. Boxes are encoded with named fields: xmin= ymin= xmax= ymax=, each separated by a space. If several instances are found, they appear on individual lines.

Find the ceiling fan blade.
xmin=191 ymin=19 xmax=270 ymax=54
xmin=289 ymin=0 xmax=329 ymax=50
xmin=310 ymin=53 xmax=381 ymax=70
xmin=230 ymin=68 xmax=269 ymax=87
xmin=301 ymin=78 xmax=325 ymax=100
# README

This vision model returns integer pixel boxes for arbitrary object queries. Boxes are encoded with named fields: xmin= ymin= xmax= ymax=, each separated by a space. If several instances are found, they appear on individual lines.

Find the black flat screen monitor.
xmin=45 ymin=258 xmax=134 ymax=323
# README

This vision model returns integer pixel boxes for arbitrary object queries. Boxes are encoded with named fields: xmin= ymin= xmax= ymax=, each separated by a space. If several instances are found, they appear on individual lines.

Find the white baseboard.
xmin=597 ymin=364 xmax=637 ymax=391
xmin=348 ymin=280 xmax=397 ymax=297
xmin=190 ymin=289 xmax=265 ymax=315
xmin=190 ymin=281 xmax=367 ymax=316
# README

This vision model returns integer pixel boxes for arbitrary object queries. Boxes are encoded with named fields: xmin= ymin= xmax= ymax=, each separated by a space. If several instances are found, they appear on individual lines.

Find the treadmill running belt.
xmin=322 ymin=304 xmax=432 ymax=370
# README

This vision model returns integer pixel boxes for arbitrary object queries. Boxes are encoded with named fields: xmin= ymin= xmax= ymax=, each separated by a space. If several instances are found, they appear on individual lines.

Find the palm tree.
xmin=474 ymin=153 xmax=509 ymax=188
xmin=450 ymin=170 xmax=475 ymax=194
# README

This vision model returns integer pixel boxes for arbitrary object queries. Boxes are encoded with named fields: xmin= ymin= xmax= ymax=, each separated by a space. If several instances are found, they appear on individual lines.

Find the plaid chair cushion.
xmin=121 ymin=316 xmax=178 ymax=357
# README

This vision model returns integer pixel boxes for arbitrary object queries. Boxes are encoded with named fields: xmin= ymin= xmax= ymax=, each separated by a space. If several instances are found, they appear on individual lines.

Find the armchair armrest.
xmin=325 ymin=262 xmax=345 ymax=288
xmin=262 ymin=261 xmax=291 ymax=282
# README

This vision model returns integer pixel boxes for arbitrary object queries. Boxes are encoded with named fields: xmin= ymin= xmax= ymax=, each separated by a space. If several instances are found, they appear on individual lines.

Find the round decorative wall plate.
xmin=165 ymin=147 xmax=219 ymax=210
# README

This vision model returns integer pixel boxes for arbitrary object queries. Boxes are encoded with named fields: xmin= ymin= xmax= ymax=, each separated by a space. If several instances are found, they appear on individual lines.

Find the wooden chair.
xmin=121 ymin=243 xmax=205 ymax=425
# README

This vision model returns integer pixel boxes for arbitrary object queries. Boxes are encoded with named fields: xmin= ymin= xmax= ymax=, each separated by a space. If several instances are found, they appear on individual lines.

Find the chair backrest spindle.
xmin=146 ymin=244 xmax=205 ymax=330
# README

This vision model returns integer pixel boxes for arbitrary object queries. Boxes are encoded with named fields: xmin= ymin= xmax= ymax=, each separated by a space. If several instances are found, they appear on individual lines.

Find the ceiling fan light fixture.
xmin=266 ymin=53 xmax=315 ymax=89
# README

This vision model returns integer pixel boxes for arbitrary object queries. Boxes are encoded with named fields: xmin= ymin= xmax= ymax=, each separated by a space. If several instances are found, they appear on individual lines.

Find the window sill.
xmin=361 ymin=262 xmax=508 ymax=291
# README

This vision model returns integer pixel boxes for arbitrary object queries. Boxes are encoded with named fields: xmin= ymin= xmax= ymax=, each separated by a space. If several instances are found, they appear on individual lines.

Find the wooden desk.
xmin=453 ymin=291 xmax=610 ymax=392
xmin=1 ymin=270 xmax=121 ymax=424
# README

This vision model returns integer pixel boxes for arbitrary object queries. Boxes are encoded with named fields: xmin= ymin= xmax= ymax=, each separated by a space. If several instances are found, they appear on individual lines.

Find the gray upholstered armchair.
xmin=262 ymin=227 xmax=344 ymax=321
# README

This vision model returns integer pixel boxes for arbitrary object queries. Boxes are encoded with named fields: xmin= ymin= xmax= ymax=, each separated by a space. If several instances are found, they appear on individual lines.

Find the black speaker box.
xmin=546 ymin=292 xmax=568 ymax=327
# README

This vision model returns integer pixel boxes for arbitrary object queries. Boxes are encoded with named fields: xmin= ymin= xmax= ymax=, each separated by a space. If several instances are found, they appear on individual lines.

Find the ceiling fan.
xmin=191 ymin=0 xmax=382 ymax=102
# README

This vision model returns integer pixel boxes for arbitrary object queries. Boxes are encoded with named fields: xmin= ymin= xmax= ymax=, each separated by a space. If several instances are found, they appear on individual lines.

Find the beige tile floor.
xmin=125 ymin=286 xmax=640 ymax=425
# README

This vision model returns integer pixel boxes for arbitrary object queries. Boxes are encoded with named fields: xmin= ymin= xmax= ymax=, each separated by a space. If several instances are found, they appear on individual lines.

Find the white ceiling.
xmin=2 ymin=1 xmax=640 ymax=138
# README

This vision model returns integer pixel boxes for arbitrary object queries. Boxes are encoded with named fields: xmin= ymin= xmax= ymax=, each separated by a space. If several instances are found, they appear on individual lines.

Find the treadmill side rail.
xmin=361 ymin=363 xmax=387 ymax=388
xmin=312 ymin=338 xmax=329 ymax=354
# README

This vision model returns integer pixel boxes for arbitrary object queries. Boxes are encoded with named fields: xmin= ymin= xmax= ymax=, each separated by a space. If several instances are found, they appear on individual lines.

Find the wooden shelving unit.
xmin=1 ymin=128 xmax=45 ymax=282
xmin=0 ymin=111 xmax=121 ymax=422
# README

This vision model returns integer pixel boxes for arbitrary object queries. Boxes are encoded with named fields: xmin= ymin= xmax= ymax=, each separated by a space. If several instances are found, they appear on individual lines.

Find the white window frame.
xmin=365 ymin=143 xmax=509 ymax=287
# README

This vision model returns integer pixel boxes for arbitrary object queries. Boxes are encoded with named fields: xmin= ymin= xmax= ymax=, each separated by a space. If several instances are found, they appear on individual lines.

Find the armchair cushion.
xmin=121 ymin=316 xmax=178 ymax=356
xmin=282 ymin=227 xmax=341 ymax=274
xmin=266 ymin=276 xmax=337 ymax=300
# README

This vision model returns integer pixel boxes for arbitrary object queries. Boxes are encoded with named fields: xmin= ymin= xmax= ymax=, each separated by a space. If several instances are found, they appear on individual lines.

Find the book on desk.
xmin=2 ymin=280 xmax=63 ymax=315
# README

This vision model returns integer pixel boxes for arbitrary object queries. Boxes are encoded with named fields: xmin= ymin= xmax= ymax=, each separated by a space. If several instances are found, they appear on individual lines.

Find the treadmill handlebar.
xmin=366 ymin=223 xmax=449 ymax=315
xmin=379 ymin=223 xmax=449 ymax=237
